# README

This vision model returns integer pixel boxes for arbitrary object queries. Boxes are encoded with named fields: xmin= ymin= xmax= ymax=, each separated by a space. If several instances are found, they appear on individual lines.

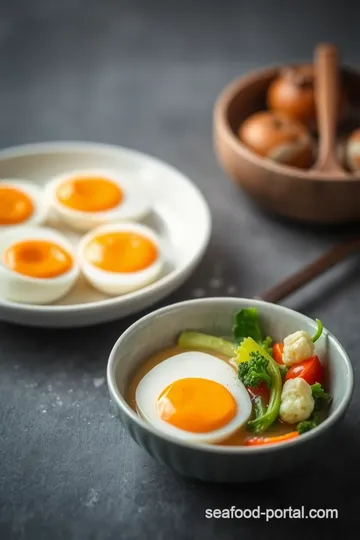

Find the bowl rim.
xmin=213 ymin=62 xmax=360 ymax=182
xmin=107 ymin=296 xmax=354 ymax=455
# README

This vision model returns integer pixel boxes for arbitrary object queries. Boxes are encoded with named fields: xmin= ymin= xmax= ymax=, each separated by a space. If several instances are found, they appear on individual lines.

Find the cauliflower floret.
xmin=283 ymin=330 xmax=314 ymax=366
xmin=279 ymin=378 xmax=314 ymax=424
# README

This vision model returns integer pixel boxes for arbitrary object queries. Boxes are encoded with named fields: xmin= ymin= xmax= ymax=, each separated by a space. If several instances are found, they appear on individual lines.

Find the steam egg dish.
xmin=0 ymin=227 xmax=79 ymax=304
xmin=46 ymin=169 xmax=151 ymax=231
xmin=0 ymin=179 xmax=47 ymax=229
xmin=127 ymin=308 xmax=331 ymax=446
xmin=78 ymin=222 xmax=163 ymax=295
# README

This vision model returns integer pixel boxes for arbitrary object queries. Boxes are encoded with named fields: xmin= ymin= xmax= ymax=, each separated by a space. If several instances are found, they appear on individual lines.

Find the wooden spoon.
xmin=312 ymin=43 xmax=347 ymax=176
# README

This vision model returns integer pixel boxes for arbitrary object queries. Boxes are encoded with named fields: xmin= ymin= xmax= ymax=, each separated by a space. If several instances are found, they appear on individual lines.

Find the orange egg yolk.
xmin=56 ymin=176 xmax=123 ymax=212
xmin=0 ymin=186 xmax=34 ymax=225
xmin=3 ymin=240 xmax=73 ymax=279
xmin=156 ymin=378 xmax=237 ymax=433
xmin=84 ymin=231 xmax=158 ymax=273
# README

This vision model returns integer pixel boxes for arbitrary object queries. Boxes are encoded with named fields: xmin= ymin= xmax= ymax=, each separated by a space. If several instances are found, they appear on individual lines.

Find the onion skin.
xmin=238 ymin=110 xmax=313 ymax=169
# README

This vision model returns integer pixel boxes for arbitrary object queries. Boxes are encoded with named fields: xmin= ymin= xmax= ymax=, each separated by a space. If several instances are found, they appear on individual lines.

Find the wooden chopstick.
xmin=255 ymin=235 xmax=360 ymax=304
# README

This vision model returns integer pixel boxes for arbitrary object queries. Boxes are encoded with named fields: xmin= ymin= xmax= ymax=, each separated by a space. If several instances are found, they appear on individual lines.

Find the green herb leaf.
xmin=232 ymin=308 xmax=263 ymax=346
xmin=297 ymin=417 xmax=318 ymax=434
xmin=311 ymin=382 xmax=330 ymax=400
xmin=311 ymin=383 xmax=331 ymax=411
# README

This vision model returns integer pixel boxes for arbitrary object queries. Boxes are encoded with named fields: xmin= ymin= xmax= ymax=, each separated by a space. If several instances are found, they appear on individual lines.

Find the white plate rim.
xmin=0 ymin=140 xmax=212 ymax=316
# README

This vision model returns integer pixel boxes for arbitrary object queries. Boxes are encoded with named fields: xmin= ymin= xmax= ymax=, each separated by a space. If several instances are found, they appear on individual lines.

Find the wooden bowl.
xmin=213 ymin=63 xmax=360 ymax=223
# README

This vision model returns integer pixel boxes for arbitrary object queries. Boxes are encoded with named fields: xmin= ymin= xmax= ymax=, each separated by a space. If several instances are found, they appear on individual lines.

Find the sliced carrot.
xmin=244 ymin=431 xmax=299 ymax=446
xmin=273 ymin=343 xmax=284 ymax=365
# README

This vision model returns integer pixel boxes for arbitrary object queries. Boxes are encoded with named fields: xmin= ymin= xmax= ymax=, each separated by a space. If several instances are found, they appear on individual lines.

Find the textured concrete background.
xmin=1 ymin=0 xmax=360 ymax=538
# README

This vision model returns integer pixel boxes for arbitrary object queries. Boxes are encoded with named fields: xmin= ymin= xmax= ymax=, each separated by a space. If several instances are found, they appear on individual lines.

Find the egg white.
xmin=0 ymin=226 xmax=79 ymax=305
xmin=45 ymin=168 xmax=152 ymax=231
xmin=78 ymin=222 xmax=163 ymax=295
xmin=135 ymin=351 xmax=252 ymax=444
xmin=0 ymin=179 xmax=48 ymax=230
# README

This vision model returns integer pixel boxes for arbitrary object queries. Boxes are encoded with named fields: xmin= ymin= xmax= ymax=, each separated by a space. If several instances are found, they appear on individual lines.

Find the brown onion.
xmin=238 ymin=110 xmax=313 ymax=169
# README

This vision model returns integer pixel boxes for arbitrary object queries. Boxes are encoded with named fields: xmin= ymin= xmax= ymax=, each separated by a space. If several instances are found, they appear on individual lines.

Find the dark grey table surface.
xmin=1 ymin=1 xmax=360 ymax=538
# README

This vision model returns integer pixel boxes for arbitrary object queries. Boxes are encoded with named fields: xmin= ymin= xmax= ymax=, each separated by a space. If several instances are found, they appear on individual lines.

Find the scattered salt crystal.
xmin=227 ymin=285 xmax=237 ymax=295
xmin=192 ymin=288 xmax=205 ymax=297
xmin=93 ymin=377 xmax=105 ymax=388
xmin=209 ymin=278 xmax=222 ymax=289
xmin=85 ymin=488 xmax=99 ymax=507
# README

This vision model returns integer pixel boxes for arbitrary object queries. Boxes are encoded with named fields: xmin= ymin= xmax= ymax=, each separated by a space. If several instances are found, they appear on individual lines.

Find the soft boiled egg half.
xmin=46 ymin=168 xmax=151 ymax=231
xmin=78 ymin=222 xmax=163 ymax=295
xmin=0 ymin=227 xmax=79 ymax=304
xmin=0 ymin=179 xmax=48 ymax=229
xmin=135 ymin=351 xmax=252 ymax=444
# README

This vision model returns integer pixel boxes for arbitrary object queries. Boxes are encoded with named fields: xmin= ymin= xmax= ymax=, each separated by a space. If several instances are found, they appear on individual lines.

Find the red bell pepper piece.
xmin=285 ymin=355 xmax=323 ymax=386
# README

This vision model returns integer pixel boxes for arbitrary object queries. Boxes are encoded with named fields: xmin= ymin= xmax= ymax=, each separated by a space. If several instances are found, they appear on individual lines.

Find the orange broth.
xmin=126 ymin=345 xmax=302 ymax=446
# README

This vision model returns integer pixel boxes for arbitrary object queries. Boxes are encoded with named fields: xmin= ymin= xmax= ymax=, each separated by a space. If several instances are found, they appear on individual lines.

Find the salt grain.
xmin=192 ymin=288 xmax=205 ymax=297
xmin=227 ymin=285 xmax=237 ymax=295
xmin=209 ymin=278 xmax=222 ymax=289
xmin=93 ymin=377 xmax=105 ymax=388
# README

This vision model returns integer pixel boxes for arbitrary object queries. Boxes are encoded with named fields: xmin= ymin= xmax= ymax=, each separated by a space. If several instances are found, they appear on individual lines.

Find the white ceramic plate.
xmin=0 ymin=142 xmax=211 ymax=327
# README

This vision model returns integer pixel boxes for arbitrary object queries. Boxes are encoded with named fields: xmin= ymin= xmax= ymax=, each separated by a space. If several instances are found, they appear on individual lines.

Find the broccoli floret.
xmin=297 ymin=417 xmax=318 ymax=434
xmin=238 ymin=352 xmax=272 ymax=388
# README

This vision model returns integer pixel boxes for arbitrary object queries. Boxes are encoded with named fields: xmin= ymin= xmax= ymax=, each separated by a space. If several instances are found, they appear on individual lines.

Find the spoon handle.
xmin=256 ymin=235 xmax=360 ymax=304
xmin=315 ymin=43 xmax=341 ymax=169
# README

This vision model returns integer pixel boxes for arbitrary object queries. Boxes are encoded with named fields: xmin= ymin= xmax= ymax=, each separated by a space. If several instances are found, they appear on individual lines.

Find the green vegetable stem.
xmin=253 ymin=395 xmax=266 ymax=420
xmin=237 ymin=341 xmax=282 ymax=434
xmin=177 ymin=331 xmax=236 ymax=357
xmin=312 ymin=319 xmax=323 ymax=343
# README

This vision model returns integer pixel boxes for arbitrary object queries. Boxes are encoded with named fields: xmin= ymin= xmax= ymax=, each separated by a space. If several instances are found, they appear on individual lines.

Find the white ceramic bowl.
xmin=0 ymin=142 xmax=211 ymax=327
xmin=107 ymin=297 xmax=354 ymax=483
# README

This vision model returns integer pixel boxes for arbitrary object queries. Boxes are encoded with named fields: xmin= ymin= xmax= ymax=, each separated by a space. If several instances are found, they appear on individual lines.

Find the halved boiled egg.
xmin=46 ymin=169 xmax=151 ymax=231
xmin=0 ymin=227 xmax=79 ymax=304
xmin=135 ymin=351 xmax=252 ymax=444
xmin=78 ymin=222 xmax=163 ymax=295
xmin=0 ymin=180 xmax=47 ymax=229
